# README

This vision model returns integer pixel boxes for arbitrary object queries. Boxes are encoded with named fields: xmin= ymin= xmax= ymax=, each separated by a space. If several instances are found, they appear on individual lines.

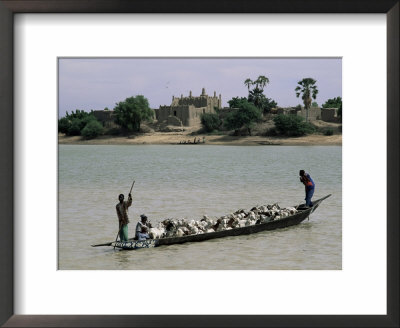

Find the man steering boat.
xmin=115 ymin=193 xmax=132 ymax=241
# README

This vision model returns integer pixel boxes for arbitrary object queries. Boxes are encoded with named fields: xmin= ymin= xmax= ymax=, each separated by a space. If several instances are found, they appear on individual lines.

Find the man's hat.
xmin=140 ymin=214 xmax=148 ymax=220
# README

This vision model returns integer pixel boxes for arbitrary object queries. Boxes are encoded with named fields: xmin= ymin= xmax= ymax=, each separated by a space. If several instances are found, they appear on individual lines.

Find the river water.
xmin=58 ymin=145 xmax=342 ymax=270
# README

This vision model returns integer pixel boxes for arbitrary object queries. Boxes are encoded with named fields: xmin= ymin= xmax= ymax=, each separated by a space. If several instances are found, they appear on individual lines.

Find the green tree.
xmin=224 ymin=100 xmax=262 ymax=135
xmin=254 ymin=75 xmax=269 ymax=89
xmin=244 ymin=75 xmax=277 ymax=114
xmin=58 ymin=109 xmax=97 ymax=136
xmin=248 ymin=87 xmax=265 ymax=110
xmin=244 ymin=78 xmax=253 ymax=91
xmin=58 ymin=117 xmax=70 ymax=134
xmin=322 ymin=96 xmax=342 ymax=118
xmin=68 ymin=119 xmax=82 ymax=136
xmin=264 ymin=98 xmax=278 ymax=113
xmin=81 ymin=120 xmax=104 ymax=139
xmin=228 ymin=97 xmax=248 ymax=108
xmin=248 ymin=89 xmax=277 ymax=114
xmin=113 ymin=95 xmax=153 ymax=133
xmin=66 ymin=109 xmax=93 ymax=120
xmin=273 ymin=114 xmax=315 ymax=137
xmin=295 ymin=78 xmax=319 ymax=122
xmin=200 ymin=113 xmax=221 ymax=132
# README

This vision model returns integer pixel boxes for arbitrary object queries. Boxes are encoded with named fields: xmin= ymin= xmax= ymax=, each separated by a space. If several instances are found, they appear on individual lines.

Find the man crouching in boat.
xmin=116 ymin=193 xmax=132 ymax=241
xmin=137 ymin=226 xmax=150 ymax=241
xmin=136 ymin=214 xmax=152 ymax=240
xmin=299 ymin=170 xmax=315 ymax=207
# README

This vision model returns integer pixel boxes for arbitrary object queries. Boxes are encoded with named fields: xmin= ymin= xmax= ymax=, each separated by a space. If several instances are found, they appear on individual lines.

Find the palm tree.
xmin=244 ymin=78 xmax=253 ymax=91
xmin=295 ymin=78 xmax=319 ymax=122
xmin=256 ymin=75 xmax=269 ymax=91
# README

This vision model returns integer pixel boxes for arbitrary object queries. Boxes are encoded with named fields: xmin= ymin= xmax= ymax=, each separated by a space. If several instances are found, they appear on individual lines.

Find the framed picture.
xmin=58 ymin=56 xmax=342 ymax=270
xmin=1 ymin=0 xmax=398 ymax=327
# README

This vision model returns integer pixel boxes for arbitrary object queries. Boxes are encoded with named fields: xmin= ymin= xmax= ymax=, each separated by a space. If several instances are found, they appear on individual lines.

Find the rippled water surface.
xmin=58 ymin=145 xmax=342 ymax=270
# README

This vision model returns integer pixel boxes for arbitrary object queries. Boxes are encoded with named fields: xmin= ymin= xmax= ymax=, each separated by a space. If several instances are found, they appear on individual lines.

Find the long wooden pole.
xmin=114 ymin=180 xmax=135 ymax=249
xmin=129 ymin=179 xmax=135 ymax=195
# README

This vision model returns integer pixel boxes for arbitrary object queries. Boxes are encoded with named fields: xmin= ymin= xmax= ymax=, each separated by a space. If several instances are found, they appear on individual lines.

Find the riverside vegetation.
xmin=58 ymin=76 xmax=342 ymax=141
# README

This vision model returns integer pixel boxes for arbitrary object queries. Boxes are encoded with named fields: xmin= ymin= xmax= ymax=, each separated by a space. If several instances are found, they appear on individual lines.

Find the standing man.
xmin=136 ymin=214 xmax=152 ymax=239
xmin=299 ymin=170 xmax=315 ymax=207
xmin=116 ymin=193 xmax=133 ymax=241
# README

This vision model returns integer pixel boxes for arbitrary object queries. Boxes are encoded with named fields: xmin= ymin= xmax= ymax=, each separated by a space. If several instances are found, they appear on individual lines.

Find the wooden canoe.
xmin=92 ymin=194 xmax=331 ymax=250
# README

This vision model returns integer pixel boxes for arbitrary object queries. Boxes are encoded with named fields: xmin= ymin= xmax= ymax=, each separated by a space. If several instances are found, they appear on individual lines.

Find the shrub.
xmin=228 ymin=97 xmax=248 ymax=108
xmin=81 ymin=120 xmax=104 ymax=139
xmin=58 ymin=117 xmax=70 ymax=134
xmin=273 ymin=114 xmax=315 ymax=136
xmin=200 ymin=113 xmax=221 ymax=132
xmin=224 ymin=101 xmax=262 ymax=135
xmin=68 ymin=116 xmax=97 ymax=136
xmin=67 ymin=118 xmax=83 ymax=136
xmin=59 ymin=110 xmax=99 ymax=136
xmin=324 ymin=129 xmax=334 ymax=136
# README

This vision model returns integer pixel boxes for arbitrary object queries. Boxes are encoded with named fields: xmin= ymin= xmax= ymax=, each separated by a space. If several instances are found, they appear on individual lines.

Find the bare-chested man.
xmin=116 ymin=193 xmax=132 ymax=241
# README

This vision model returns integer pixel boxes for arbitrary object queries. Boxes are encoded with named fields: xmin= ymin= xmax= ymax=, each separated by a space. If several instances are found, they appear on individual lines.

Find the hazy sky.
xmin=58 ymin=58 xmax=341 ymax=118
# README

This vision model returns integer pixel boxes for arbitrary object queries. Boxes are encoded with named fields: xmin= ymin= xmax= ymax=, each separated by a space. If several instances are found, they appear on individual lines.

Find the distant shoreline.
xmin=58 ymin=133 xmax=342 ymax=146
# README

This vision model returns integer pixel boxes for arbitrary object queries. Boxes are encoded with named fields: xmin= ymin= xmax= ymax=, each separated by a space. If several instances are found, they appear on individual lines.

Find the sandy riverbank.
xmin=58 ymin=132 xmax=342 ymax=146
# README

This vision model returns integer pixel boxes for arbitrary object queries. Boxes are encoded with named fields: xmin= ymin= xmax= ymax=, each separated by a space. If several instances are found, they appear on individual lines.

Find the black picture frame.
xmin=0 ymin=0 xmax=398 ymax=327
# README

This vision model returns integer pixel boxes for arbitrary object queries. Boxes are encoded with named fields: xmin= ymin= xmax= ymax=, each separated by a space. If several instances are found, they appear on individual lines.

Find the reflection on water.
xmin=59 ymin=145 xmax=342 ymax=270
